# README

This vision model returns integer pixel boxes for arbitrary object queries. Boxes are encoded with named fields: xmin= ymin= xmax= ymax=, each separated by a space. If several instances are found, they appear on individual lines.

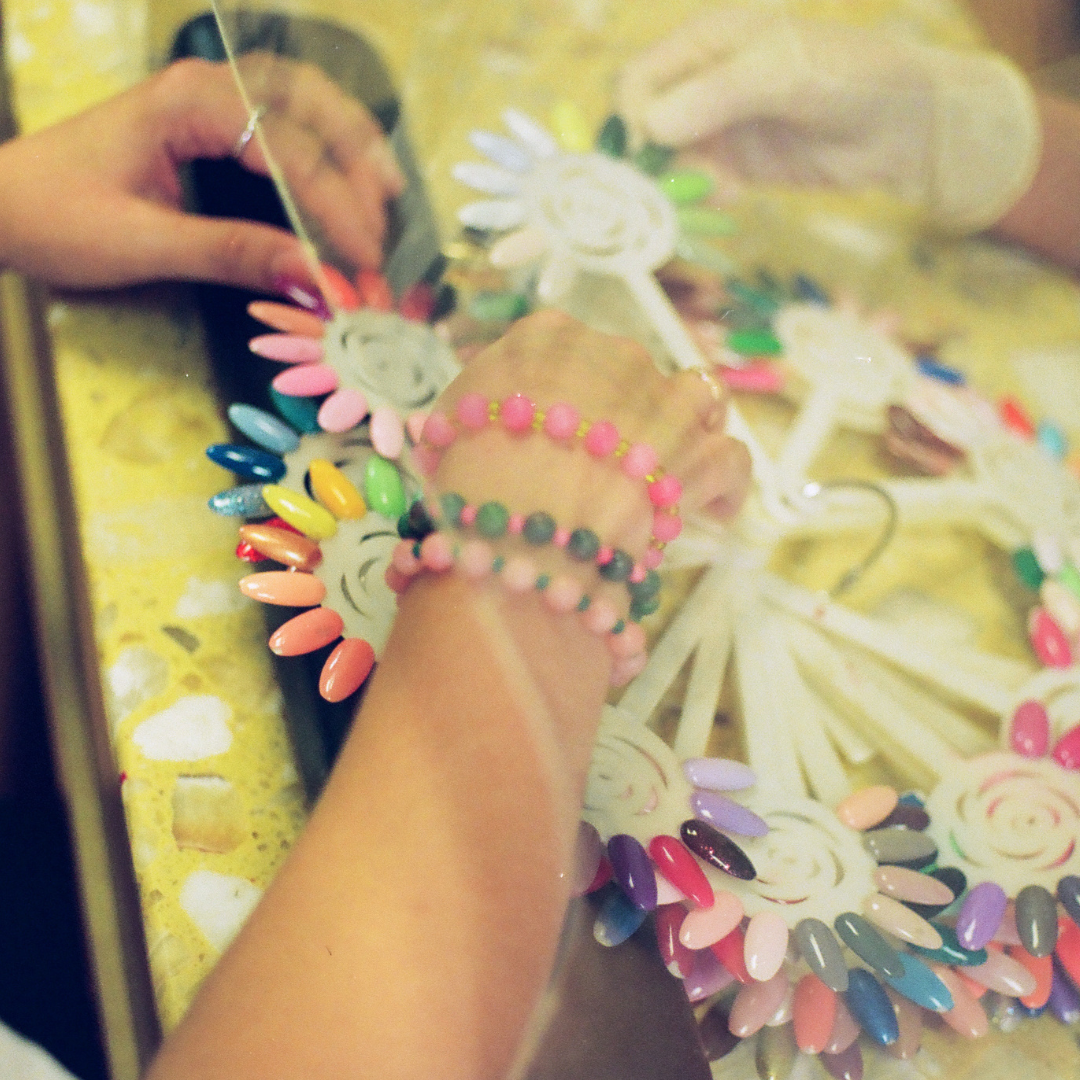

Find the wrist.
xmin=393 ymin=570 xmax=611 ymax=787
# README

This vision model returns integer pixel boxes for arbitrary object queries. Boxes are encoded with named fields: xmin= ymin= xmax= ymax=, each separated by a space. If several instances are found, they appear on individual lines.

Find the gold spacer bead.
xmin=488 ymin=401 xmax=500 ymax=420
xmin=614 ymin=439 xmax=630 ymax=458
xmin=576 ymin=420 xmax=591 ymax=439
xmin=532 ymin=410 xmax=546 ymax=431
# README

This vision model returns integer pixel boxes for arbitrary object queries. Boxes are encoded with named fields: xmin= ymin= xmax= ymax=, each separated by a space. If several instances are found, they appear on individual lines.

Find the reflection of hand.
xmin=431 ymin=310 xmax=751 ymax=578
xmin=0 ymin=56 xmax=404 ymax=291
xmin=617 ymin=10 xmax=1040 ymax=232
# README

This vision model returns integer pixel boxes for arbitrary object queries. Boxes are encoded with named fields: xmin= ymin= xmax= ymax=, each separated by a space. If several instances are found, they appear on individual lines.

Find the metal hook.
xmin=800 ymin=479 xmax=899 ymax=597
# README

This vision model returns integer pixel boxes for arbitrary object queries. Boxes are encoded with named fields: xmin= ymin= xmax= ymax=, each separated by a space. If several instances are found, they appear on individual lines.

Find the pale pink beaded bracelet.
xmin=386 ymin=531 xmax=649 ymax=688
xmin=416 ymin=393 xmax=682 ymax=570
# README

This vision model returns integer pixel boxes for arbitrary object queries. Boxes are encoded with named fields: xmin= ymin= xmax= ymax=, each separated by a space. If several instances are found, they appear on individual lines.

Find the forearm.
xmin=993 ymin=94 xmax=1080 ymax=270
xmin=146 ymin=572 xmax=608 ymax=1080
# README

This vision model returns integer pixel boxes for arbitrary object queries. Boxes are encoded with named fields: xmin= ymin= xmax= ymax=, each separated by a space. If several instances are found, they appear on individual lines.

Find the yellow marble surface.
xmin=8 ymin=0 xmax=1080 ymax=1073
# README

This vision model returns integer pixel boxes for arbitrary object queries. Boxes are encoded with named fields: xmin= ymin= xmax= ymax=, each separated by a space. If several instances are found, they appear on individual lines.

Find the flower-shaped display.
xmin=247 ymin=267 xmax=459 ymax=458
xmin=578 ymin=708 xmax=991 ymax=1075
xmin=207 ymin=403 xmax=419 ymax=702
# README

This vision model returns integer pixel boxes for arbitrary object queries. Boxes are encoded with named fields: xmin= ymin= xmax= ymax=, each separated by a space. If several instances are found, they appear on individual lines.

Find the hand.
xmin=430 ymin=309 xmax=751 ymax=577
xmin=0 ymin=56 xmax=404 ymax=291
xmin=616 ymin=10 xmax=1040 ymax=232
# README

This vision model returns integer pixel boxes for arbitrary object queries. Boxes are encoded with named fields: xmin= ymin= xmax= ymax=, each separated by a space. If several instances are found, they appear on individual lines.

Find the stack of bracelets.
xmin=385 ymin=391 xmax=684 ymax=686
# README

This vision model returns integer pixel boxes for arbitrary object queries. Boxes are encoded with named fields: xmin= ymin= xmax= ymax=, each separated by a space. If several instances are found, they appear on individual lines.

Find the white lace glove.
xmin=616 ymin=9 xmax=1041 ymax=233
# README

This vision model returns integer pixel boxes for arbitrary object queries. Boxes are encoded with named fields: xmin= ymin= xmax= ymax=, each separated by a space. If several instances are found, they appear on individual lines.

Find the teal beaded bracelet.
xmin=385 ymin=530 xmax=649 ymax=687
xmin=399 ymin=492 xmax=663 ymax=621
xmin=415 ymin=392 xmax=684 ymax=569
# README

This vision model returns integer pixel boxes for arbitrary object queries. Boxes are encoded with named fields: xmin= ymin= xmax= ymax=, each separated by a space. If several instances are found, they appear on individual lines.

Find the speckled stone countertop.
xmin=8 ymin=2 xmax=1080 ymax=1078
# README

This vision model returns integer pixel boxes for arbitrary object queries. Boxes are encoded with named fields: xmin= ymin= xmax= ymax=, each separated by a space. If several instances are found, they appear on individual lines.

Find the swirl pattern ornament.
xmin=727 ymin=792 xmax=879 ymax=928
xmin=925 ymin=751 xmax=1080 ymax=896
xmin=522 ymin=153 xmax=676 ymax=275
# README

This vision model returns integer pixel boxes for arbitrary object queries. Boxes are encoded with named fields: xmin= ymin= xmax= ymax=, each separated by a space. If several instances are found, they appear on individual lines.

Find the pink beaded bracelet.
xmin=416 ymin=393 xmax=683 ymax=569
xmin=386 ymin=531 xmax=649 ymax=688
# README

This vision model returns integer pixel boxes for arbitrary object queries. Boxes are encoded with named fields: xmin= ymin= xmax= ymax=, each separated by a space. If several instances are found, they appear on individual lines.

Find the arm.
xmin=0 ymin=57 xmax=403 ymax=292
xmin=145 ymin=311 xmax=750 ymax=1079
xmin=993 ymin=94 xmax=1080 ymax=271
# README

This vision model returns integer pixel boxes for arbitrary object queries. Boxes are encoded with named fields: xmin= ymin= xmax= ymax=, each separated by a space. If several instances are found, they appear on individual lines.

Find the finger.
xmin=114 ymin=201 xmax=313 ymax=291
xmin=266 ymin=59 xmax=405 ymax=195
xmin=687 ymin=435 xmax=753 ymax=522
xmin=640 ymin=40 xmax=804 ymax=147
xmin=617 ymin=9 xmax=773 ymax=141
xmin=258 ymin=115 xmax=387 ymax=268
xmin=153 ymin=58 xmax=255 ymax=162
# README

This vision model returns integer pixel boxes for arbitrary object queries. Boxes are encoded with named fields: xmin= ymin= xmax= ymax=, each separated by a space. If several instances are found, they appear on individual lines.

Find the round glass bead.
xmin=475 ymin=501 xmax=510 ymax=538
xmin=599 ymin=549 xmax=634 ymax=582
xmin=649 ymin=474 xmax=683 ymax=509
xmin=584 ymin=420 xmax=620 ymax=457
xmin=546 ymin=576 xmax=584 ymax=613
xmin=419 ymin=532 xmax=454 ymax=572
xmin=567 ymin=528 xmax=601 ymax=562
xmin=503 ymin=555 xmax=538 ymax=593
xmin=523 ymin=511 xmax=557 ymax=545
xmin=440 ymin=492 xmax=467 ymax=526
xmin=459 ymin=540 xmax=494 ymax=580
xmin=501 ymin=393 xmax=535 ymax=432
xmin=653 ymin=510 xmax=683 ymax=543
xmin=631 ymin=595 xmax=661 ymax=621
xmin=456 ymin=393 xmax=490 ymax=430
xmin=629 ymin=569 xmax=662 ymax=602
xmin=622 ymin=443 xmax=658 ymax=479
xmin=544 ymin=402 xmax=580 ymax=440
xmin=587 ymin=596 xmax=622 ymax=630
xmin=399 ymin=500 xmax=436 ymax=540
xmin=422 ymin=411 xmax=457 ymax=448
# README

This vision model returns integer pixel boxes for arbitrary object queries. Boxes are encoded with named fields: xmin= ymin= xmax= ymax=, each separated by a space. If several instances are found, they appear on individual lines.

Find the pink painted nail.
xmin=743 ymin=911 xmax=789 ymax=981
xmin=249 ymin=333 xmax=325 ymax=364
xmin=720 ymin=361 xmax=784 ymax=394
xmin=239 ymin=570 xmax=326 ymax=607
xmin=1011 ymin=699 xmax=1050 ymax=757
xmin=679 ymin=890 xmax=742 ymax=949
xmin=272 ymin=364 xmax=339 ymax=397
xmin=370 ymin=406 xmax=405 ymax=458
xmin=318 ymin=388 xmax=368 ymax=432
xmin=268 ymin=607 xmax=344 ymax=656
xmin=728 ymin=970 xmax=789 ymax=1038
xmin=1029 ymin=607 xmax=1072 ymax=667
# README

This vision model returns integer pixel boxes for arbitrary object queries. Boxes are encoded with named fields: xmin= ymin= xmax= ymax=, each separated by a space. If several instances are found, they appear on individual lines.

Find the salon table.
xmin=5 ymin=0 xmax=1080 ymax=1077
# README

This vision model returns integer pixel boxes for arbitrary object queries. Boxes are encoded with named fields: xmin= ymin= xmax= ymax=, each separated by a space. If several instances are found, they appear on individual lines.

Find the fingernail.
xmin=249 ymin=333 xmax=325 ymax=364
xmin=271 ymin=363 xmax=340 ymax=398
xmin=743 ymin=910 xmax=789 ymax=981
xmin=238 ymin=523 xmax=322 ymax=571
xmin=319 ymin=638 xmax=376 ymax=701
xmin=317 ymin=388 xmax=369 ymax=433
xmin=262 ymin=483 xmax=338 ymax=540
xmin=240 ymin=570 xmax=326 ymax=606
xmin=271 ymin=275 xmax=332 ymax=320
xmin=268 ymin=607 xmax=344 ymax=656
